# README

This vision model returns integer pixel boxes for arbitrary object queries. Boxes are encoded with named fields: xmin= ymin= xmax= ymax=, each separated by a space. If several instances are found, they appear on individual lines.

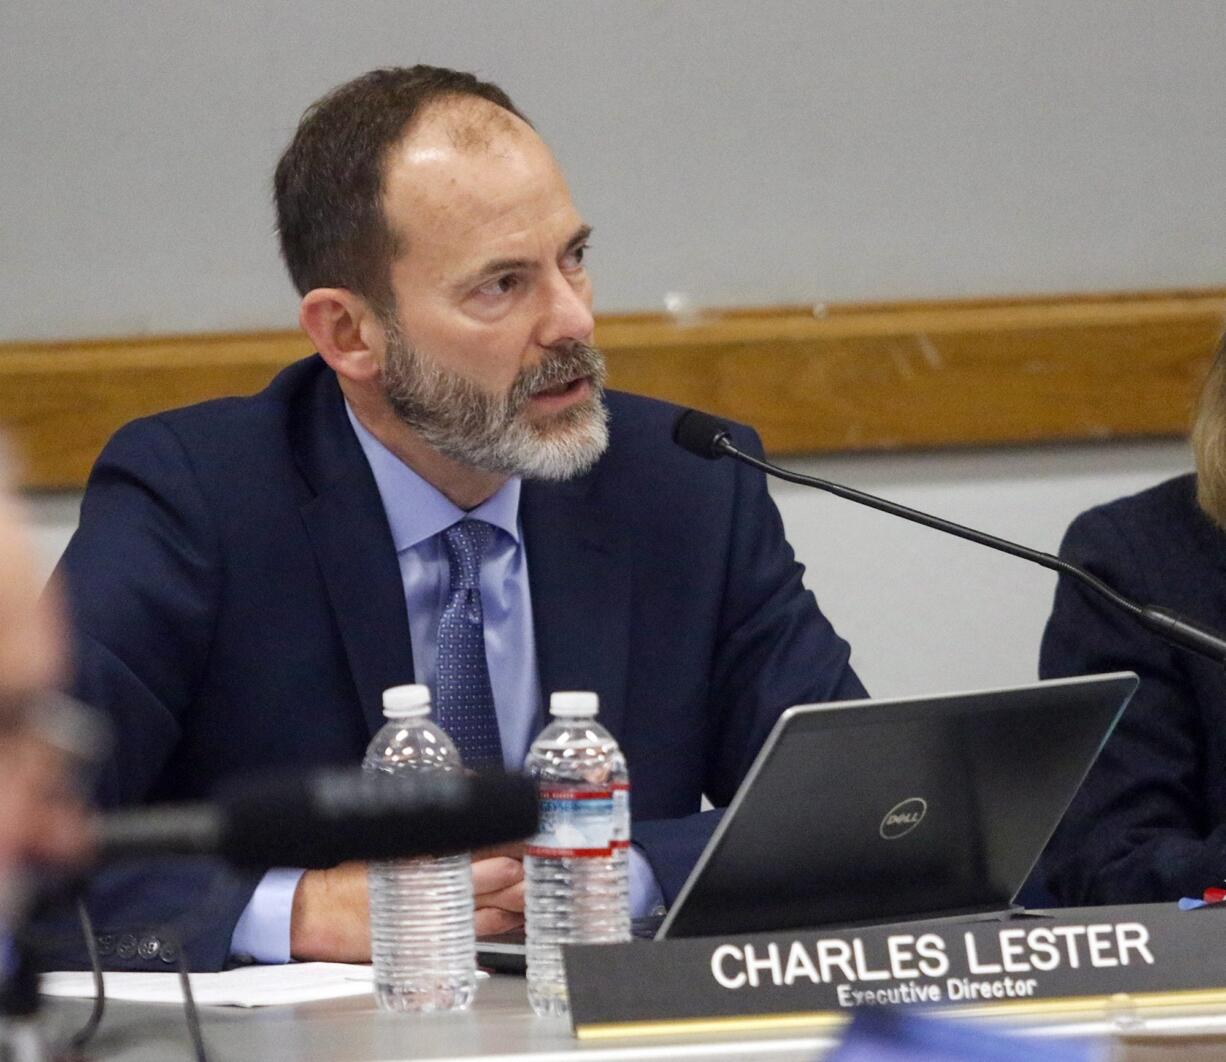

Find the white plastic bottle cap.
xmin=549 ymin=691 xmax=599 ymax=717
xmin=382 ymin=684 xmax=432 ymax=719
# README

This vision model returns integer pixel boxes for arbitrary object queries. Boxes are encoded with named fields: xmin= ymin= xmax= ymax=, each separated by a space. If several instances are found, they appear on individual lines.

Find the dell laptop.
xmin=656 ymin=672 xmax=1137 ymax=938
xmin=477 ymin=672 xmax=1136 ymax=968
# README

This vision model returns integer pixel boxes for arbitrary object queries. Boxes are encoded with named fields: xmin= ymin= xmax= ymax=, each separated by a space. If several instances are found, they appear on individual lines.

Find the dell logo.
xmin=879 ymin=798 xmax=928 ymax=839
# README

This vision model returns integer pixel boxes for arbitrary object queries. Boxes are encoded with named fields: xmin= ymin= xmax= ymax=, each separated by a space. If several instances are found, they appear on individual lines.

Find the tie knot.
xmin=443 ymin=520 xmax=494 ymax=590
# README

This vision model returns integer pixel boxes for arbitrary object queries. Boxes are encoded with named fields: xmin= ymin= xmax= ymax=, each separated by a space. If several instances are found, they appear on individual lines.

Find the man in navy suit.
xmin=56 ymin=67 xmax=864 ymax=971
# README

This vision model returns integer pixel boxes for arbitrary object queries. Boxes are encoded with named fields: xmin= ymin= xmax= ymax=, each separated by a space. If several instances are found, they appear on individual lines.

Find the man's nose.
xmin=536 ymin=271 xmax=594 ymax=350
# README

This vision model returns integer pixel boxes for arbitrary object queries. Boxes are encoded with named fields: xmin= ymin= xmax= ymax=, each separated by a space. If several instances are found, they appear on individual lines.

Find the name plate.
xmin=564 ymin=903 xmax=1226 ymax=1038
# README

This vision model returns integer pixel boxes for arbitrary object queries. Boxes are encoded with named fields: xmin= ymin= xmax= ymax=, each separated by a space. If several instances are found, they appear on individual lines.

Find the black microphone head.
xmin=673 ymin=409 xmax=733 ymax=460
xmin=214 ymin=768 xmax=539 ymax=868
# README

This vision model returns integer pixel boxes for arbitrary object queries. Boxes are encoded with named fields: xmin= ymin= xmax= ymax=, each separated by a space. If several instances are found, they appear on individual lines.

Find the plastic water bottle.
xmin=363 ymin=684 xmax=478 ymax=1013
xmin=524 ymin=691 xmax=630 ymax=1017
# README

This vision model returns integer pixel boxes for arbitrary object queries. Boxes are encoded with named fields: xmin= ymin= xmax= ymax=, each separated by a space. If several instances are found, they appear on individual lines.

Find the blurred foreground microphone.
xmin=95 ymin=768 xmax=538 ymax=868
xmin=673 ymin=408 xmax=1226 ymax=666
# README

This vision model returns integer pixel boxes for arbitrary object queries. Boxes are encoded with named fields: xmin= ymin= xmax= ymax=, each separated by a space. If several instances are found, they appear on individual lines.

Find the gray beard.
xmin=380 ymin=325 xmax=610 ymax=481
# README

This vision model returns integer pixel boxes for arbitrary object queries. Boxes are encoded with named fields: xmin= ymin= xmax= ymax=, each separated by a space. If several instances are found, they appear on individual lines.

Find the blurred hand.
xmin=0 ymin=730 xmax=91 ymax=888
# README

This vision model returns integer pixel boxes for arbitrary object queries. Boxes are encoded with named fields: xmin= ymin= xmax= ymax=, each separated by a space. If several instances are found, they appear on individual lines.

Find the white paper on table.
xmin=39 ymin=963 xmax=375 ymax=1007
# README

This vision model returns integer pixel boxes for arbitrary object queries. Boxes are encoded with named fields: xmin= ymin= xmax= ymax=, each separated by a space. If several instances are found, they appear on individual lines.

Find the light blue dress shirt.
xmin=230 ymin=407 xmax=661 ymax=963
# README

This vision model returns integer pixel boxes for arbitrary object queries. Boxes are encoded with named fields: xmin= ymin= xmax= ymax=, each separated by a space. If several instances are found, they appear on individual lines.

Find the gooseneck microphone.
xmin=673 ymin=408 xmax=1226 ymax=667
xmin=95 ymin=767 xmax=539 ymax=868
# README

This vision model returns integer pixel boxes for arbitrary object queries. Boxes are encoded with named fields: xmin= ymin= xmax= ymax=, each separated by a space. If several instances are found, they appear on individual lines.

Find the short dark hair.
xmin=273 ymin=65 xmax=528 ymax=306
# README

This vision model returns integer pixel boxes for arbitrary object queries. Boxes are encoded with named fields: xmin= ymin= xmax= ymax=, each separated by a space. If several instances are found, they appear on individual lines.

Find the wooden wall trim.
xmin=2 ymin=289 xmax=1223 ymax=490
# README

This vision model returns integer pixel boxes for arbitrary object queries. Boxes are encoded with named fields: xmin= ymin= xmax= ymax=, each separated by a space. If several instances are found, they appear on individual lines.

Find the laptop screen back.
xmin=658 ymin=673 xmax=1137 ymax=939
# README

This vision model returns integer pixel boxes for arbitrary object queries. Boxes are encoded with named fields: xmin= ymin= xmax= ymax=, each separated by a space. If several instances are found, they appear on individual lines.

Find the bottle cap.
xmin=549 ymin=691 xmax=599 ymax=717
xmin=382 ymin=684 xmax=431 ymax=719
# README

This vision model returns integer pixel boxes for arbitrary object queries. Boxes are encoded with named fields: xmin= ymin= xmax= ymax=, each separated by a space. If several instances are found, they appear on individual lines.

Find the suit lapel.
xmin=291 ymin=365 xmax=415 ymax=738
xmin=287 ymin=360 xmax=633 ymax=743
xmin=521 ymin=476 xmax=632 ymax=741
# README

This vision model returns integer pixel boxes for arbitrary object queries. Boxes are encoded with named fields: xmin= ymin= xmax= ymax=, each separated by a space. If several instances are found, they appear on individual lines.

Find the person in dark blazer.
xmin=1039 ymin=333 xmax=1226 ymax=905
xmin=52 ymin=68 xmax=864 ymax=971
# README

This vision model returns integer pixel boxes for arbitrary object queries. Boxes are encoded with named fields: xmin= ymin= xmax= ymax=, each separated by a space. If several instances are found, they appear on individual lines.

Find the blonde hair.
xmin=1192 ymin=332 xmax=1226 ymax=527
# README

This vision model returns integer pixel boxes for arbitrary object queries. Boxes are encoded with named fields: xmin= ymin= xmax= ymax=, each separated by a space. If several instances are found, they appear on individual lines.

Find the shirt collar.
xmin=345 ymin=402 xmax=522 ymax=551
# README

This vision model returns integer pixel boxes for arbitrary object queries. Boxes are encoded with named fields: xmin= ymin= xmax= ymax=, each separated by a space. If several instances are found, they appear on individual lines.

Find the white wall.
xmin=25 ymin=436 xmax=1193 ymax=697
xmin=778 ymin=439 xmax=1192 ymax=696
xmin=2 ymin=1 xmax=1224 ymax=339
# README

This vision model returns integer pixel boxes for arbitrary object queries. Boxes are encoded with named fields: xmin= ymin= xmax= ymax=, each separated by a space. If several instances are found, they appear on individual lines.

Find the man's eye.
xmin=562 ymin=243 xmax=589 ymax=270
xmin=476 ymin=274 xmax=519 ymax=297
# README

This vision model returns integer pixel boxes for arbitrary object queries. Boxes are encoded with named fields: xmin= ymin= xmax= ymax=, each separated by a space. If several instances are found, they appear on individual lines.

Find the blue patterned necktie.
xmin=434 ymin=519 xmax=504 ymax=769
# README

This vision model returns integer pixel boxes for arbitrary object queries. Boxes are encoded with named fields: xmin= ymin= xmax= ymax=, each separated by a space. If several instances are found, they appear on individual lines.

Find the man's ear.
xmin=299 ymin=288 xmax=386 ymax=383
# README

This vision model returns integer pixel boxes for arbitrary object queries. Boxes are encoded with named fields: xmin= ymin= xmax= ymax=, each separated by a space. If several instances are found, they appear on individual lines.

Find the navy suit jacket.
xmin=1038 ymin=473 xmax=1226 ymax=905
xmin=53 ymin=356 xmax=863 ymax=970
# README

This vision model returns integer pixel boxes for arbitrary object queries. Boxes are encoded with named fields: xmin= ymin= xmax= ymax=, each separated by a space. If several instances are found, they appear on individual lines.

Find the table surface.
xmin=39 ymin=975 xmax=836 ymax=1062
xmin=34 ymin=973 xmax=1226 ymax=1062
